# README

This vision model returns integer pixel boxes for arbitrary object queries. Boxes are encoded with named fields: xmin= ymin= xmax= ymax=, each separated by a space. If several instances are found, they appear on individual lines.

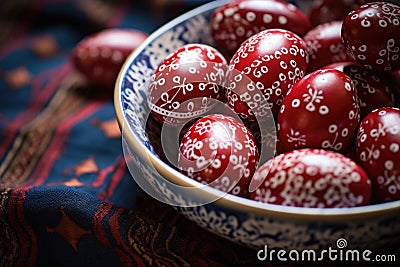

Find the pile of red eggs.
xmin=147 ymin=0 xmax=400 ymax=209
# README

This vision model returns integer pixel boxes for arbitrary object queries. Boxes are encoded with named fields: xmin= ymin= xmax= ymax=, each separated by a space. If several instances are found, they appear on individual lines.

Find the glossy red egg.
xmin=210 ymin=0 xmax=311 ymax=58
xmin=226 ymin=28 xmax=308 ymax=120
xmin=178 ymin=114 xmax=259 ymax=197
xmin=71 ymin=28 xmax=148 ymax=88
xmin=308 ymin=0 xmax=371 ymax=26
xmin=304 ymin=21 xmax=354 ymax=72
xmin=356 ymin=107 xmax=400 ymax=202
xmin=341 ymin=2 xmax=400 ymax=72
xmin=148 ymin=44 xmax=227 ymax=125
xmin=249 ymin=148 xmax=372 ymax=208
xmin=323 ymin=62 xmax=396 ymax=118
xmin=278 ymin=69 xmax=360 ymax=153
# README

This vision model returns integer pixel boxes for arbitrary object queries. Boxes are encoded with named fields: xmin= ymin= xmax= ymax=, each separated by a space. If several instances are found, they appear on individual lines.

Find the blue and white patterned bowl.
xmin=114 ymin=0 xmax=400 ymax=250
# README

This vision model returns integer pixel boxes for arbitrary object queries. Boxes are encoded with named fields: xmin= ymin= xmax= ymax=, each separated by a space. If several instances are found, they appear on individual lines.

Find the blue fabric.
xmin=0 ymin=1 xmax=262 ymax=266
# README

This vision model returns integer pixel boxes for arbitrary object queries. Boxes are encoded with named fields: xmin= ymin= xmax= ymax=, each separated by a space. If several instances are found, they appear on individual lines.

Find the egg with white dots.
xmin=178 ymin=114 xmax=259 ymax=198
xmin=210 ymin=0 xmax=311 ymax=57
xmin=278 ymin=69 xmax=360 ymax=153
xmin=147 ymin=44 xmax=227 ymax=126
xmin=249 ymin=148 xmax=372 ymax=208
xmin=356 ymin=107 xmax=400 ymax=202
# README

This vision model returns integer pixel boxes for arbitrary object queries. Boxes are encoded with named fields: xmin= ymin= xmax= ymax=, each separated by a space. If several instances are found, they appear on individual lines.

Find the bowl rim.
xmin=114 ymin=0 xmax=400 ymax=220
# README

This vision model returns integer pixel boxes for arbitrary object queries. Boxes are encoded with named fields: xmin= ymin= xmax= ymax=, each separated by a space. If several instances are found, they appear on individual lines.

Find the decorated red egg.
xmin=356 ymin=107 xmax=400 ymax=202
xmin=341 ymin=2 xmax=400 ymax=72
xmin=178 ymin=114 xmax=259 ymax=197
xmin=308 ymin=0 xmax=370 ymax=26
xmin=71 ymin=28 xmax=148 ymax=88
xmin=249 ymin=148 xmax=372 ymax=208
xmin=210 ymin=0 xmax=311 ymax=58
xmin=148 ymin=44 xmax=227 ymax=125
xmin=278 ymin=69 xmax=360 ymax=153
xmin=225 ymin=28 xmax=308 ymax=120
xmin=323 ymin=62 xmax=396 ymax=118
xmin=304 ymin=21 xmax=354 ymax=72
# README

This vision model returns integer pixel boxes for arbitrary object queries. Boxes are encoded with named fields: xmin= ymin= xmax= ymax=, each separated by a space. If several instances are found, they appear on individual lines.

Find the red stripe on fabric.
xmin=96 ymin=157 xmax=127 ymax=200
xmin=110 ymin=208 xmax=145 ymax=267
xmin=7 ymin=188 xmax=37 ymax=267
xmin=93 ymin=202 xmax=113 ymax=246
xmin=26 ymin=101 xmax=105 ymax=186
xmin=0 ymin=37 xmax=27 ymax=60
xmin=92 ymin=165 xmax=114 ymax=188
xmin=0 ymin=63 xmax=72 ymax=157
xmin=31 ymin=66 xmax=65 ymax=97
xmin=93 ymin=203 xmax=134 ymax=266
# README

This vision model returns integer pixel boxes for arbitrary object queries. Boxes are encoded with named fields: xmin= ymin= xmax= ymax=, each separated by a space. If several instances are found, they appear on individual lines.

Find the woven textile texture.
xmin=0 ymin=0 xmax=264 ymax=266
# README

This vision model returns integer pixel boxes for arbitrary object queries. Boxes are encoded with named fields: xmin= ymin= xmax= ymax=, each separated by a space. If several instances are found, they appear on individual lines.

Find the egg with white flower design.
xmin=178 ymin=114 xmax=259 ymax=197
xmin=356 ymin=107 xmax=400 ymax=202
xmin=250 ymin=148 xmax=372 ymax=208
xmin=210 ymin=0 xmax=311 ymax=57
xmin=341 ymin=2 xmax=400 ymax=72
xmin=277 ymin=69 xmax=360 ymax=153
xmin=225 ymin=28 xmax=309 ymax=120
xmin=147 ymin=44 xmax=227 ymax=126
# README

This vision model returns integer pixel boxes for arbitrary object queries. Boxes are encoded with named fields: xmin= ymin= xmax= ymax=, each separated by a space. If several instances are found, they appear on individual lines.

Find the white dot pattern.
xmin=356 ymin=107 xmax=400 ymax=201
xmin=250 ymin=149 xmax=371 ymax=208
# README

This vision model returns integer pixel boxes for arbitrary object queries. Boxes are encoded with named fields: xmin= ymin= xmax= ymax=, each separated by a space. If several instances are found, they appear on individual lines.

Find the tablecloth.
xmin=0 ymin=0 xmax=267 ymax=266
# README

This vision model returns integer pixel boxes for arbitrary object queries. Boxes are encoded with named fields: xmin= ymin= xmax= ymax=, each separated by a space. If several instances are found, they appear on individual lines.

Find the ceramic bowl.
xmin=114 ymin=0 xmax=400 ymax=250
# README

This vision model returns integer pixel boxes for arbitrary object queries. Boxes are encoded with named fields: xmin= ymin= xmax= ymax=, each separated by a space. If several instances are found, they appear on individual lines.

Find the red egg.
xmin=341 ymin=2 xmax=400 ymax=72
xmin=71 ymin=28 xmax=148 ymax=88
xmin=356 ymin=107 xmax=400 ymax=202
xmin=304 ymin=21 xmax=354 ymax=72
xmin=249 ymin=148 xmax=372 ymax=208
xmin=178 ymin=114 xmax=259 ymax=197
xmin=147 ymin=44 xmax=227 ymax=126
xmin=226 ymin=29 xmax=308 ymax=120
xmin=210 ymin=0 xmax=311 ymax=58
xmin=278 ymin=69 xmax=360 ymax=153
xmin=308 ymin=0 xmax=371 ymax=26
xmin=323 ymin=62 xmax=396 ymax=118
